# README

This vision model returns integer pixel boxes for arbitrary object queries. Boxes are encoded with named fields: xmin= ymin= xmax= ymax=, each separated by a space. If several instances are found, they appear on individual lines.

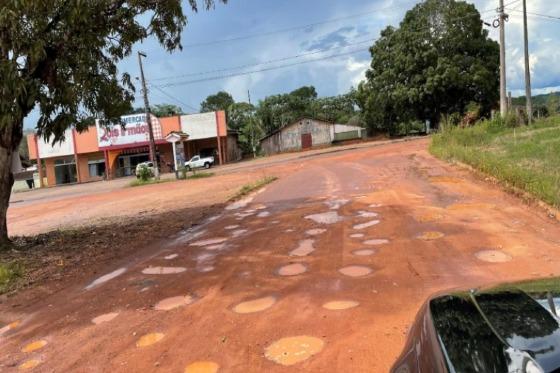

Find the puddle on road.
xmin=363 ymin=239 xmax=389 ymax=246
xmin=155 ymin=295 xmax=194 ymax=311
xmin=142 ymin=267 xmax=186 ymax=275
xmin=350 ymin=233 xmax=364 ymax=238
xmin=353 ymin=220 xmax=380 ymax=230
xmin=339 ymin=265 xmax=373 ymax=277
xmin=285 ymin=229 xmax=295 ymax=233
xmin=322 ymin=300 xmax=359 ymax=310
xmin=92 ymin=312 xmax=119 ymax=325
xmin=0 ymin=320 xmax=20 ymax=336
xmin=18 ymin=359 xmax=41 ymax=370
xmin=136 ymin=332 xmax=164 ymax=347
xmin=164 ymin=254 xmax=178 ymax=260
xmin=198 ymin=266 xmax=215 ymax=273
xmin=305 ymin=211 xmax=343 ymax=224
xmin=475 ymin=250 xmax=513 ymax=263
xmin=226 ymin=196 xmax=253 ymax=210
xmin=277 ymin=263 xmax=307 ymax=276
xmin=417 ymin=231 xmax=445 ymax=240
xmin=352 ymin=249 xmax=376 ymax=256
xmin=369 ymin=203 xmax=382 ymax=208
xmin=205 ymin=243 xmax=227 ymax=251
xmin=290 ymin=239 xmax=315 ymax=257
xmin=225 ymin=225 xmax=239 ymax=230
xmin=357 ymin=211 xmax=378 ymax=218
xmin=233 ymin=296 xmax=276 ymax=314
xmin=184 ymin=361 xmax=220 ymax=373
xmin=265 ymin=336 xmax=324 ymax=366
xmin=254 ymin=204 xmax=268 ymax=210
xmin=257 ymin=211 xmax=271 ymax=218
xmin=306 ymin=228 xmax=326 ymax=236
xmin=85 ymin=267 xmax=127 ymax=290
xmin=231 ymin=229 xmax=248 ymax=238
xmin=21 ymin=340 xmax=47 ymax=353
xmin=190 ymin=238 xmax=228 ymax=247
xmin=325 ymin=199 xmax=350 ymax=210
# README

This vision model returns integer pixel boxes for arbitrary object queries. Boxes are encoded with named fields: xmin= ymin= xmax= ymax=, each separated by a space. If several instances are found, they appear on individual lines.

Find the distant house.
xmin=259 ymin=118 xmax=364 ymax=156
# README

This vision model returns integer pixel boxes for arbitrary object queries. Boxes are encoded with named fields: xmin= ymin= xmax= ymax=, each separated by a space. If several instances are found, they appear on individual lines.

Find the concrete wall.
xmin=77 ymin=152 xmax=105 ymax=183
xmin=261 ymin=119 xmax=333 ymax=155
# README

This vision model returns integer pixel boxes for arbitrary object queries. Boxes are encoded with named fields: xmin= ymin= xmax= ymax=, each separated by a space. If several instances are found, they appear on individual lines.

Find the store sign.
xmin=96 ymin=114 xmax=163 ymax=148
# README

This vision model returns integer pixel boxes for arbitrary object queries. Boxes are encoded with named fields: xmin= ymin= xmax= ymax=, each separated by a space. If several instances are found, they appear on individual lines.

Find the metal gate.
xmin=301 ymin=133 xmax=312 ymax=149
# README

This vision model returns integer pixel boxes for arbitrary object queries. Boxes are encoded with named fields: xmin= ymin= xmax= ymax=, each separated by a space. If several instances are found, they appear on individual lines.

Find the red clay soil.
xmin=2 ymin=138 xmax=560 ymax=372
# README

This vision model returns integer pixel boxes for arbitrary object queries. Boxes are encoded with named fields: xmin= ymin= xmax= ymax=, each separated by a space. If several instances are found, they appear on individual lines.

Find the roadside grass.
xmin=230 ymin=176 xmax=278 ymax=201
xmin=129 ymin=178 xmax=175 ymax=187
xmin=430 ymin=116 xmax=560 ymax=208
xmin=0 ymin=262 xmax=23 ymax=293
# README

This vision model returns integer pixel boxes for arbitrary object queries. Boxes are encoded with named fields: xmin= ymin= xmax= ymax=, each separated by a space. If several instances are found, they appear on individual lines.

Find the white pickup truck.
xmin=184 ymin=155 xmax=214 ymax=170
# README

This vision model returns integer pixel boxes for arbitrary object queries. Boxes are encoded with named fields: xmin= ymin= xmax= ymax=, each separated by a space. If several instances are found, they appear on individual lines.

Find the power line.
xmin=149 ymin=84 xmax=199 ymax=112
xmin=507 ymin=9 xmax=560 ymax=22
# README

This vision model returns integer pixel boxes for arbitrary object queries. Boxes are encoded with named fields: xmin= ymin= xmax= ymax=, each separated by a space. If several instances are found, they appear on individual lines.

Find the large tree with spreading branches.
xmin=0 ymin=0 xmax=224 ymax=246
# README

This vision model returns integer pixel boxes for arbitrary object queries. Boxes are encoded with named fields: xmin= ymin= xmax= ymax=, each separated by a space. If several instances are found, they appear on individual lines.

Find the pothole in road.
xmin=357 ymin=211 xmax=378 ymax=218
xmin=136 ymin=332 xmax=164 ymax=348
xmin=475 ymin=250 xmax=513 ymax=263
xmin=353 ymin=220 xmax=380 ymax=230
xmin=325 ymin=199 xmax=350 ymax=210
xmin=231 ymin=229 xmax=248 ymax=238
xmin=339 ymin=265 xmax=373 ymax=277
xmin=184 ymin=361 xmax=220 ymax=373
xmin=257 ymin=211 xmax=271 ymax=218
xmin=225 ymin=225 xmax=239 ymax=230
xmin=369 ymin=203 xmax=382 ymax=208
xmin=142 ymin=267 xmax=187 ymax=275
xmin=305 ymin=211 xmax=343 ymax=224
xmin=155 ymin=295 xmax=194 ymax=311
xmin=21 ymin=340 xmax=47 ymax=353
xmin=322 ymin=300 xmax=360 ymax=310
xmin=277 ymin=263 xmax=307 ymax=276
xmin=417 ymin=231 xmax=445 ymax=240
xmin=363 ymin=239 xmax=389 ymax=246
xmin=85 ymin=267 xmax=127 ymax=290
xmin=205 ymin=243 xmax=227 ymax=251
xmin=18 ymin=359 xmax=41 ymax=370
xmin=164 ymin=254 xmax=178 ymax=260
xmin=290 ymin=239 xmax=315 ymax=257
xmin=92 ymin=312 xmax=119 ymax=325
xmin=0 ymin=320 xmax=20 ymax=336
xmin=352 ymin=249 xmax=376 ymax=256
xmin=306 ymin=228 xmax=326 ymax=236
xmin=190 ymin=238 xmax=228 ymax=247
xmin=350 ymin=233 xmax=364 ymax=238
xmin=264 ymin=336 xmax=325 ymax=366
xmin=232 ymin=296 xmax=276 ymax=314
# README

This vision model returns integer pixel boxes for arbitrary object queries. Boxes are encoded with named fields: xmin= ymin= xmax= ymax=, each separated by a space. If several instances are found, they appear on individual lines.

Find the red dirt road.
xmin=2 ymin=139 xmax=560 ymax=372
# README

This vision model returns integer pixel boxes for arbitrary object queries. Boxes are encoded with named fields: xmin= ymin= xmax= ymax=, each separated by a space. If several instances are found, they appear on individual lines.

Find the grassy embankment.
xmin=430 ymin=116 xmax=560 ymax=208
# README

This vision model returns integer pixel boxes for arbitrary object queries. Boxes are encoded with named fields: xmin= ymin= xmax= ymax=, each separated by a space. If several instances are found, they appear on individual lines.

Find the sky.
xmin=23 ymin=0 xmax=560 ymax=128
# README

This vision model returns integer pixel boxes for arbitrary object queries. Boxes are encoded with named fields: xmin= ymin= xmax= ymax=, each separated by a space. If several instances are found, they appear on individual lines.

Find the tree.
xmin=227 ymin=102 xmax=255 ymax=131
xmin=546 ymin=94 xmax=560 ymax=116
xmin=130 ymin=104 xmax=185 ymax=117
xmin=200 ymin=91 xmax=234 ymax=113
xmin=0 ymin=0 xmax=224 ymax=246
xmin=361 ymin=0 xmax=499 ymax=133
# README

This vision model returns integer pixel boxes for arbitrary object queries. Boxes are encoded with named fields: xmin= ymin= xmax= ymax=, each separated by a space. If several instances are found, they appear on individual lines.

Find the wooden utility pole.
xmin=137 ymin=51 xmax=159 ymax=179
xmin=523 ymin=0 xmax=533 ymax=123
xmin=499 ymin=0 xmax=508 ymax=117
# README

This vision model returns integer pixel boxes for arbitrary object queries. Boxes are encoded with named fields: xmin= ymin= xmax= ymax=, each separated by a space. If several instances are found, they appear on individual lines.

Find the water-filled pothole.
xmin=0 ymin=320 xmax=20 ymax=336
xmin=233 ymin=296 xmax=276 ymax=314
xmin=225 ymin=225 xmax=239 ymax=230
xmin=136 ymin=332 xmax=164 ymax=347
xmin=264 ymin=336 xmax=324 ymax=366
xmin=164 ymin=254 xmax=178 ymax=260
xmin=92 ymin=312 xmax=119 ymax=325
xmin=417 ymin=231 xmax=445 ymax=240
xmin=277 ymin=263 xmax=307 ymax=276
xmin=353 ymin=220 xmax=380 ymax=230
xmin=306 ymin=228 xmax=326 ymax=236
xmin=85 ymin=267 xmax=127 ymax=290
xmin=142 ymin=267 xmax=186 ymax=275
xmin=305 ymin=211 xmax=343 ymax=224
xmin=184 ymin=361 xmax=220 ymax=373
xmin=475 ymin=250 xmax=512 ymax=263
xmin=257 ymin=211 xmax=271 ymax=218
xmin=21 ymin=340 xmax=47 ymax=353
xmin=339 ymin=265 xmax=373 ymax=277
xmin=357 ymin=211 xmax=378 ymax=218
xmin=18 ymin=359 xmax=41 ymax=370
xmin=322 ymin=300 xmax=359 ymax=310
xmin=352 ymin=249 xmax=376 ymax=256
xmin=350 ymin=233 xmax=364 ymax=238
xmin=155 ymin=295 xmax=194 ymax=311
xmin=290 ymin=239 xmax=315 ymax=257
xmin=190 ymin=238 xmax=228 ymax=247
xmin=363 ymin=239 xmax=389 ymax=246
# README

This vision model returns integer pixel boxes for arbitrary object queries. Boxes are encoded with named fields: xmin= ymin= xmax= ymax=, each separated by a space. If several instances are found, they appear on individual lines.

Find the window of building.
xmin=88 ymin=159 xmax=106 ymax=178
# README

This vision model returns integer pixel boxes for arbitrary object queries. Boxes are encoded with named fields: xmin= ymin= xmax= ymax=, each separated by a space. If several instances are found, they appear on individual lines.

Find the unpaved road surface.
xmin=2 ymin=138 xmax=560 ymax=372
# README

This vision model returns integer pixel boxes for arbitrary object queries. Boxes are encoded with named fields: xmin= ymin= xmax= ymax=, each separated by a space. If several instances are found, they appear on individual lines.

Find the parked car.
xmin=392 ymin=278 xmax=560 ymax=372
xmin=184 ymin=155 xmax=214 ymax=170
xmin=134 ymin=161 xmax=155 ymax=178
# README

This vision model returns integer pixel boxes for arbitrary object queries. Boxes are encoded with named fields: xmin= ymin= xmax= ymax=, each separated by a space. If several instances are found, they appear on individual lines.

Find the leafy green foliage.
xmin=200 ymin=91 xmax=234 ymax=113
xmin=360 ymin=0 xmax=499 ymax=133
xmin=131 ymin=104 xmax=185 ymax=117
xmin=136 ymin=164 xmax=153 ymax=182
xmin=0 ymin=261 xmax=23 ymax=292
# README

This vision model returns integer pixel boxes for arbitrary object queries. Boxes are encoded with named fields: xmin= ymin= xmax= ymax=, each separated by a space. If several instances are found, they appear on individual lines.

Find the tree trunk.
xmin=0 ymin=119 xmax=23 ymax=248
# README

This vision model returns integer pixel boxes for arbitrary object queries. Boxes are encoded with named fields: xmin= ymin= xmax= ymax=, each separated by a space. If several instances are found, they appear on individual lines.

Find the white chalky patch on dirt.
xmin=233 ymin=296 xmax=276 ymax=314
xmin=199 ymin=265 xmax=215 ymax=272
xmin=85 ymin=267 xmax=127 ymax=290
xmin=353 ymin=220 xmax=380 ymax=230
xmin=305 ymin=211 xmax=343 ymax=224
xmin=142 ymin=267 xmax=186 ymax=275
xmin=285 ymin=229 xmax=295 ymax=233
xmin=232 ymin=229 xmax=248 ymax=238
xmin=155 ymin=295 xmax=194 ymax=311
xmin=226 ymin=196 xmax=253 ymax=210
xmin=475 ymin=250 xmax=513 ymax=263
xmin=369 ymin=203 xmax=382 ymax=208
xmin=255 ymin=204 xmax=267 ymax=210
xmin=322 ymin=300 xmax=359 ymax=310
xmin=205 ymin=243 xmax=227 ymax=251
xmin=350 ymin=233 xmax=365 ymax=238
xmin=164 ymin=254 xmax=178 ymax=260
xmin=225 ymin=225 xmax=239 ymax=230
xmin=265 ymin=336 xmax=325 ymax=366
xmin=92 ymin=312 xmax=119 ymax=325
xmin=352 ymin=249 xmax=376 ymax=256
xmin=306 ymin=228 xmax=326 ymax=236
xmin=190 ymin=237 xmax=228 ymax=247
xmin=363 ymin=239 xmax=389 ymax=246
xmin=196 ymin=253 xmax=215 ymax=262
xmin=235 ymin=212 xmax=254 ymax=219
xmin=257 ymin=211 xmax=271 ymax=218
xmin=357 ymin=211 xmax=378 ymax=218
xmin=325 ymin=199 xmax=350 ymax=210
xmin=290 ymin=239 xmax=315 ymax=257
xmin=338 ymin=265 xmax=373 ymax=277
xmin=277 ymin=263 xmax=307 ymax=276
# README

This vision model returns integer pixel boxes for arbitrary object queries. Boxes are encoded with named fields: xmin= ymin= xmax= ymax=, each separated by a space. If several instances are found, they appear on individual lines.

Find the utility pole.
xmin=137 ymin=51 xmax=159 ymax=179
xmin=499 ymin=0 xmax=508 ymax=117
xmin=248 ymin=90 xmax=257 ymax=158
xmin=523 ymin=0 xmax=533 ymax=123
